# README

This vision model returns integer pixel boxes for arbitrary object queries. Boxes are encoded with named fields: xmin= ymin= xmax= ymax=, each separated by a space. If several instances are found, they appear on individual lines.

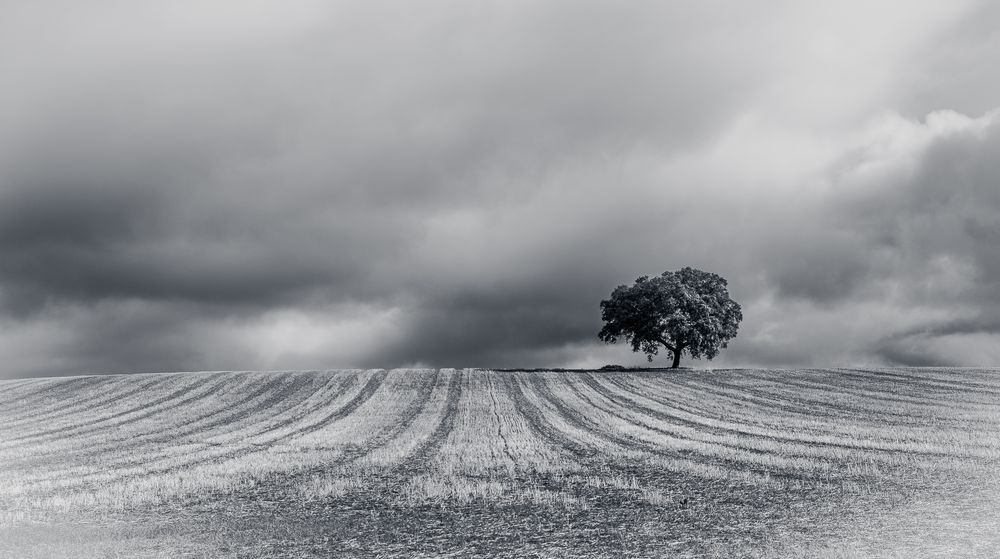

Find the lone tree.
xmin=599 ymin=267 xmax=742 ymax=369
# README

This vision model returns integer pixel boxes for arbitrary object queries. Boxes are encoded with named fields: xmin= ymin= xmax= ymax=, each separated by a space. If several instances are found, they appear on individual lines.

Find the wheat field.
xmin=1 ymin=368 xmax=999 ymax=557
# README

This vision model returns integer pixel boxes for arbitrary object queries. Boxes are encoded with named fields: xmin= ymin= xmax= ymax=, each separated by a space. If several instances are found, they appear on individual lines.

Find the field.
xmin=1 ymin=368 xmax=999 ymax=558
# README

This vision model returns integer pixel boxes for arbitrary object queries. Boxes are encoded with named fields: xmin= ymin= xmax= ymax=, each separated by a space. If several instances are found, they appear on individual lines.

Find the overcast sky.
xmin=2 ymin=1 xmax=999 ymax=377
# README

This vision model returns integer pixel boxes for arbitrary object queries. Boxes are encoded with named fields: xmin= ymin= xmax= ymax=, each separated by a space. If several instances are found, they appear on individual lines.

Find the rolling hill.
xmin=2 ymin=368 xmax=999 ymax=557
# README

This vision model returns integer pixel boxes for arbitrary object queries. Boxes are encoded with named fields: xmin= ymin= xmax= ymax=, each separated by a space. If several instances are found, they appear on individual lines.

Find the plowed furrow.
xmin=526 ymin=374 xmax=640 ymax=456
xmin=626 ymin=373 xmax=1000 ymax=456
xmin=753 ymin=372 xmax=995 ymax=409
xmin=591 ymin=374 xmax=988 ymax=464
xmin=175 ymin=372 xmax=329 ymax=443
xmin=388 ymin=369 xmax=463 ymax=474
xmin=564 ymin=375 xmax=737 ymax=459
xmin=0 ymin=376 xmax=106 ymax=416
xmin=671 ymin=373 xmax=932 ymax=424
xmin=606 ymin=374 xmax=898 ymax=447
xmin=145 ymin=370 xmax=388 ymax=476
xmin=627 ymin=374 xmax=918 ymax=431
xmin=738 ymin=369 xmax=996 ymax=412
xmin=251 ymin=370 xmax=386 ymax=443
xmin=0 ymin=376 xmax=114 ymax=419
xmin=168 ymin=373 xmax=303 ymax=437
xmin=286 ymin=369 xmax=443 ymax=482
xmin=3 ymin=373 xmax=226 ymax=445
xmin=12 ymin=374 xmax=307 ymax=475
xmin=507 ymin=373 xmax=594 ymax=461
xmin=620 ymin=374 xmax=868 ymax=432
xmin=844 ymin=368 xmax=1000 ymax=393
xmin=230 ymin=370 xmax=456 ymax=506
xmin=487 ymin=373 xmax=517 ymax=466
xmin=0 ymin=375 xmax=170 ymax=437
xmin=610 ymin=374 xmax=832 ymax=433
xmin=16 ymin=373 xmax=368 ymax=491
xmin=574 ymin=375 xmax=866 ymax=481
xmin=0 ymin=376 xmax=120 ymax=429
xmin=0 ymin=376 xmax=239 ymax=474
xmin=834 ymin=369 xmax=1000 ymax=396
xmin=14 ymin=373 xmax=355 ymax=488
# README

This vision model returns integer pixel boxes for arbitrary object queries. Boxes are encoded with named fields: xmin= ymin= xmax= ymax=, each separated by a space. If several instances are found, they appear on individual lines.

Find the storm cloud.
xmin=1 ymin=1 xmax=999 ymax=377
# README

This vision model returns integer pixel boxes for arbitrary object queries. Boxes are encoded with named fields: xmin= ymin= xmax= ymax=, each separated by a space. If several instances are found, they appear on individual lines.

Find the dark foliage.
xmin=599 ymin=267 xmax=742 ymax=368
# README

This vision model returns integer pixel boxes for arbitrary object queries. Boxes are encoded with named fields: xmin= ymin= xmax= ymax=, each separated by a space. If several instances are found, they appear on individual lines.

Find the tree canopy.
xmin=598 ymin=267 xmax=742 ymax=368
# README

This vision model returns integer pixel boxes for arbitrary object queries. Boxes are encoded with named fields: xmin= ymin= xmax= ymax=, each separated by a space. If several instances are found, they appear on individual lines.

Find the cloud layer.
xmin=1 ymin=1 xmax=998 ymax=376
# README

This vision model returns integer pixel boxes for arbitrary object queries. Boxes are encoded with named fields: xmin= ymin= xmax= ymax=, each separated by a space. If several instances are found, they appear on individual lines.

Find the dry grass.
xmin=1 ymin=367 xmax=999 ymax=557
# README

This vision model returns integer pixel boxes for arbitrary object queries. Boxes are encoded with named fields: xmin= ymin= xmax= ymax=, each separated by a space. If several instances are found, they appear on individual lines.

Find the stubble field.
xmin=1 ymin=368 xmax=999 ymax=558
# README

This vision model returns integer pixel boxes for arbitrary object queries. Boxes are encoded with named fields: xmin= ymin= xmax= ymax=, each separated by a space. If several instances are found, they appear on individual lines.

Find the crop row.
xmin=1 ymin=368 xmax=998 ymax=523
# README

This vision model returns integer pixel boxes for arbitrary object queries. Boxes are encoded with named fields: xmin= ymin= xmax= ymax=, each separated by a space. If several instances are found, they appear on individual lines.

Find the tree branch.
xmin=659 ymin=336 xmax=690 ymax=354
xmin=658 ymin=336 xmax=677 ymax=353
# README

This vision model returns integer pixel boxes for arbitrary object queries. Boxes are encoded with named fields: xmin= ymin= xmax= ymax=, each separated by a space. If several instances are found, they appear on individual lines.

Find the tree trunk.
xmin=671 ymin=348 xmax=681 ymax=369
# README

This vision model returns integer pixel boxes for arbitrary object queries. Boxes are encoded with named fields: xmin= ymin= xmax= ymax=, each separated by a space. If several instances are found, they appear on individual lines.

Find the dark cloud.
xmin=1 ymin=1 xmax=998 ymax=377
xmin=856 ymin=114 xmax=1000 ymax=304
xmin=872 ymin=312 xmax=1000 ymax=367
xmin=871 ymin=342 xmax=950 ymax=368
xmin=762 ymin=229 xmax=878 ymax=304
xmin=742 ymin=110 xmax=1000 ymax=367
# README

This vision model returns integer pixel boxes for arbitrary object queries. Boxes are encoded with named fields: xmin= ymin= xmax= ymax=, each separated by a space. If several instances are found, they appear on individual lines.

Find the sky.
xmin=1 ymin=1 xmax=999 ymax=377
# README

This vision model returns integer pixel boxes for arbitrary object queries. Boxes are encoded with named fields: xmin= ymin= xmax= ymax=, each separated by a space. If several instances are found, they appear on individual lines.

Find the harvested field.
xmin=1 ymin=368 xmax=999 ymax=557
